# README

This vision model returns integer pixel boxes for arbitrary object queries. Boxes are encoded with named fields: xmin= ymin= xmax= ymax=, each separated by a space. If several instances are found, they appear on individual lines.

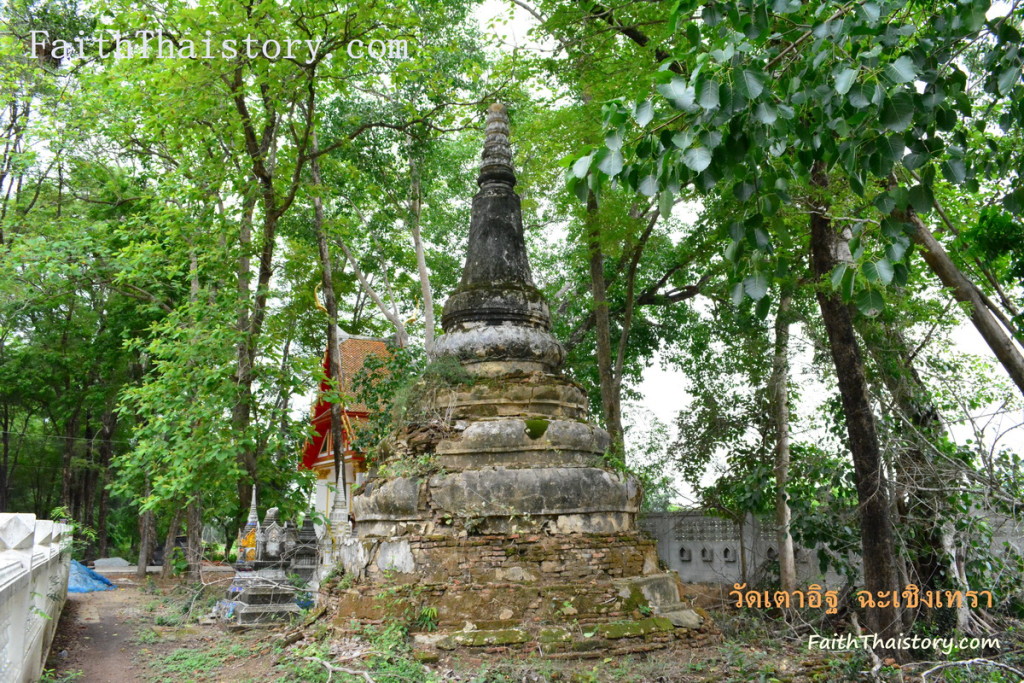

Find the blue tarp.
xmin=68 ymin=560 xmax=116 ymax=593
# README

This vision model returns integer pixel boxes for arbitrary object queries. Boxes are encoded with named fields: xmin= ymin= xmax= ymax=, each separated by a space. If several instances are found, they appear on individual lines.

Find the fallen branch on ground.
xmin=305 ymin=655 xmax=377 ymax=682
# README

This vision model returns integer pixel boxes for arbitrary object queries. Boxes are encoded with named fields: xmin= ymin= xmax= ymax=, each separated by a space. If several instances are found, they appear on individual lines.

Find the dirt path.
xmin=47 ymin=575 xmax=279 ymax=683
xmin=49 ymin=577 xmax=152 ymax=682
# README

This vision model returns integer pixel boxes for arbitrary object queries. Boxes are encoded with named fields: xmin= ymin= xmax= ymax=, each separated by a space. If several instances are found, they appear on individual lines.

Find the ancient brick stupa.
xmin=333 ymin=104 xmax=708 ymax=653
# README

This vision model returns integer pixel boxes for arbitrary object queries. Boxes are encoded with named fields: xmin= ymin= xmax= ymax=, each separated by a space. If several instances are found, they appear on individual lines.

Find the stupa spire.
xmin=245 ymin=486 xmax=258 ymax=528
xmin=433 ymin=103 xmax=565 ymax=376
xmin=478 ymin=103 xmax=516 ymax=188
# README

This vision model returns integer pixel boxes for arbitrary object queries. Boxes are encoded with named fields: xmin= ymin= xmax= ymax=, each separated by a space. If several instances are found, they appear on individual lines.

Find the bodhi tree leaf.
xmin=863 ymin=259 xmax=894 ymax=285
xmin=880 ymin=91 xmax=915 ymax=131
xmin=638 ymin=174 xmax=658 ymax=197
xmin=883 ymin=55 xmax=917 ymax=84
xmin=735 ymin=69 xmax=766 ymax=100
xmin=743 ymin=272 xmax=769 ymax=300
xmin=597 ymin=149 xmax=624 ymax=176
xmin=633 ymin=100 xmax=654 ymax=126
xmin=683 ymin=147 xmax=712 ymax=172
xmin=572 ymin=154 xmax=593 ymax=179
xmin=657 ymin=78 xmax=697 ymax=110
xmin=834 ymin=67 xmax=857 ymax=95
xmin=856 ymin=289 xmax=885 ymax=316
xmin=697 ymin=78 xmax=720 ymax=109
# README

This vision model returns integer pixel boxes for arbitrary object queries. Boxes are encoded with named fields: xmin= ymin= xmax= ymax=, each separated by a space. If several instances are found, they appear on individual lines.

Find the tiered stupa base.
xmin=328 ymin=528 xmax=712 ymax=655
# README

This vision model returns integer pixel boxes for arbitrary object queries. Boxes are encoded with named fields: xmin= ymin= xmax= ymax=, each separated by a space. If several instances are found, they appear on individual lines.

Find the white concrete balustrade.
xmin=0 ymin=513 xmax=73 ymax=683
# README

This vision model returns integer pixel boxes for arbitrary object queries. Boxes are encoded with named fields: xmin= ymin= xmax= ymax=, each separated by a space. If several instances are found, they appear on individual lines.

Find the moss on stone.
xmin=524 ymin=418 xmax=550 ymax=439
xmin=537 ymin=627 xmax=571 ymax=643
xmin=620 ymin=583 xmax=650 ymax=612
xmin=596 ymin=617 xmax=674 ymax=639
xmin=413 ymin=650 xmax=440 ymax=663
xmin=452 ymin=628 xmax=530 ymax=646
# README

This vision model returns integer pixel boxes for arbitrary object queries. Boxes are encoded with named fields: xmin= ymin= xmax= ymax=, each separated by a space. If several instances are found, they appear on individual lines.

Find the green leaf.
xmin=755 ymin=295 xmax=772 ymax=320
xmin=571 ymin=154 xmax=593 ymax=179
xmin=734 ymin=181 xmax=755 ymax=201
xmin=903 ymin=152 xmax=929 ymax=170
xmin=841 ymin=265 xmax=856 ymax=300
xmin=572 ymin=176 xmax=590 ymax=202
xmin=597 ymin=149 xmax=624 ymax=176
xmin=909 ymin=184 xmax=934 ymax=214
xmin=883 ymin=56 xmax=917 ymax=84
xmin=997 ymin=66 xmax=1020 ymax=95
xmin=755 ymin=102 xmax=777 ymax=125
xmin=736 ymin=69 xmax=766 ymax=100
xmin=657 ymin=78 xmax=696 ymax=110
xmin=638 ymin=174 xmax=658 ymax=197
xmin=847 ymin=84 xmax=872 ymax=108
xmin=682 ymin=147 xmax=712 ymax=173
xmin=873 ymin=192 xmax=895 ymax=215
xmin=863 ymin=259 xmax=894 ymax=285
xmin=703 ymin=3 xmax=723 ymax=25
xmin=605 ymin=129 xmax=623 ymax=151
xmin=697 ymin=78 xmax=720 ymax=110
xmin=633 ymin=100 xmax=654 ymax=127
xmin=671 ymin=131 xmax=694 ymax=149
xmin=885 ymin=241 xmax=907 ymax=261
xmin=659 ymin=189 xmax=674 ymax=218
xmin=941 ymin=158 xmax=966 ymax=185
xmin=744 ymin=272 xmax=769 ymax=300
xmin=830 ymin=263 xmax=848 ymax=290
xmin=725 ymin=239 xmax=741 ymax=263
xmin=880 ymin=91 xmax=915 ymax=131
xmin=730 ymin=281 xmax=745 ymax=306
xmin=834 ymin=68 xmax=857 ymax=95
xmin=1003 ymin=188 xmax=1024 ymax=215
xmin=879 ymin=135 xmax=905 ymax=162
xmin=856 ymin=289 xmax=885 ymax=316
xmin=892 ymin=262 xmax=909 ymax=287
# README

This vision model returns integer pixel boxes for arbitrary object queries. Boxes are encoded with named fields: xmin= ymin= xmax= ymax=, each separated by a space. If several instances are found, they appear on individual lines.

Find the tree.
xmin=560 ymin=0 xmax=1024 ymax=652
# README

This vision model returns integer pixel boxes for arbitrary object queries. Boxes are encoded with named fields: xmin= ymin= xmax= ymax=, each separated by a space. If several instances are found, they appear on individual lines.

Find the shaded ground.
xmin=44 ymin=575 xmax=1024 ymax=682
xmin=48 ymin=579 xmax=149 ymax=682
xmin=47 ymin=574 xmax=269 ymax=683
xmin=42 ymin=574 xmax=850 ymax=683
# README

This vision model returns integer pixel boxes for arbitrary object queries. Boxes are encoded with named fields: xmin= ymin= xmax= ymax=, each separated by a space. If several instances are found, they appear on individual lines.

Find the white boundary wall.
xmin=0 ymin=513 xmax=72 ymax=683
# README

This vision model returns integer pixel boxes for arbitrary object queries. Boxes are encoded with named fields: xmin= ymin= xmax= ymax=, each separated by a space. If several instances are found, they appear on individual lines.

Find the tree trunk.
xmin=232 ymin=195 xmax=259 ymax=534
xmin=161 ymin=507 xmax=184 ymax=580
xmin=310 ymin=131 xmax=349 ymax=501
xmin=0 ymin=403 xmax=9 ymax=512
xmin=858 ymin=318 xmax=969 ymax=630
xmin=59 ymin=414 xmax=79 ymax=510
xmin=769 ymin=291 xmax=796 ymax=594
xmin=808 ymin=166 xmax=902 ymax=654
xmin=137 ymin=480 xmax=155 ymax=580
xmin=908 ymin=212 xmax=1024 ymax=396
xmin=585 ymin=193 xmax=624 ymax=452
xmin=96 ymin=410 xmax=117 ymax=558
xmin=223 ymin=522 xmax=236 ymax=560
xmin=81 ymin=414 xmax=95 ymax=555
xmin=186 ymin=495 xmax=203 ymax=582
xmin=407 ymin=138 xmax=435 ymax=355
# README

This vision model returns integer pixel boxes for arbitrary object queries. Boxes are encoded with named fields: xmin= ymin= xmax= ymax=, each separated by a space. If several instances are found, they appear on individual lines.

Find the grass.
xmin=134 ymin=628 xmax=161 ymax=644
xmin=152 ymin=642 xmax=251 ymax=681
xmin=39 ymin=669 xmax=83 ymax=683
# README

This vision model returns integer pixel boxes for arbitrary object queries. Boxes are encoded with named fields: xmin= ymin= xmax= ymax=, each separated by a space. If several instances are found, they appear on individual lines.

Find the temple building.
xmin=300 ymin=332 xmax=387 ymax=521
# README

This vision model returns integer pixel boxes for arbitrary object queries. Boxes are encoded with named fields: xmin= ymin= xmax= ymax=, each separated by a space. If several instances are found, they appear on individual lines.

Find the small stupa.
xmin=333 ymin=104 xmax=708 ymax=654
